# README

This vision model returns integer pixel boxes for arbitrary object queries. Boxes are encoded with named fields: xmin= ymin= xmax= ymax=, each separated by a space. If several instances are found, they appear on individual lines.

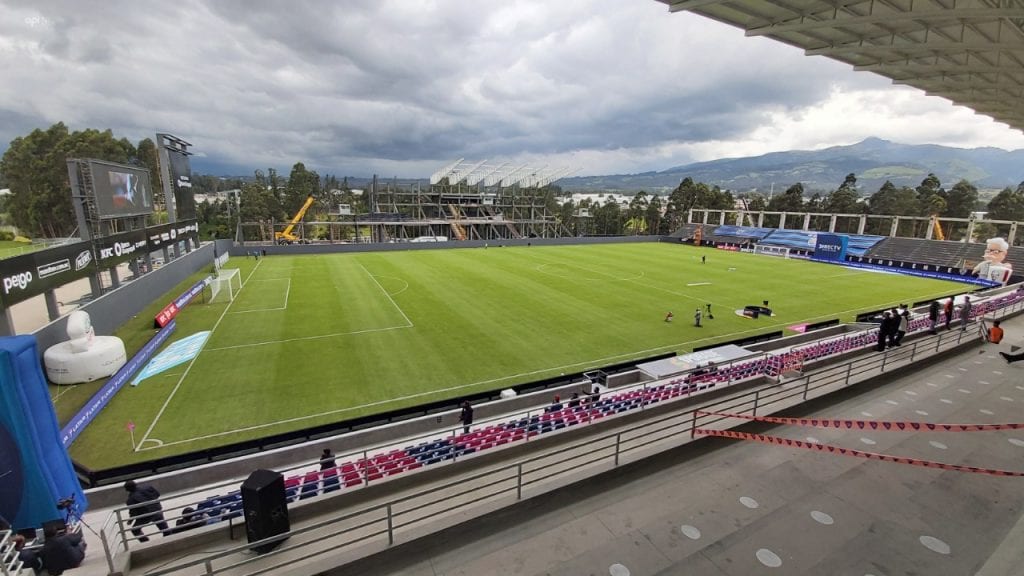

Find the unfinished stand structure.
xmin=241 ymin=161 xmax=574 ymax=244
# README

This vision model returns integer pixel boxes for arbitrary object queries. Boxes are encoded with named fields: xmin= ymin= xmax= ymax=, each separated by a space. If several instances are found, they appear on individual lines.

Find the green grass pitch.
xmin=62 ymin=243 xmax=964 ymax=468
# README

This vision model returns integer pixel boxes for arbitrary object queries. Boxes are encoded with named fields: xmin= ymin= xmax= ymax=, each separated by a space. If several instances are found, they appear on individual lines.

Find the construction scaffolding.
xmin=240 ymin=161 xmax=575 ymax=243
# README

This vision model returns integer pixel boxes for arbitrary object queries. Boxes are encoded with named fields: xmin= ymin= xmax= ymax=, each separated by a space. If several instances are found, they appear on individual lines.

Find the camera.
xmin=56 ymin=495 xmax=76 ymax=511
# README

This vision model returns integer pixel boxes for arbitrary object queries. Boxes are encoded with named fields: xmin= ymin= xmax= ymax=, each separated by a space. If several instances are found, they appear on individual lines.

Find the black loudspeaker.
xmin=241 ymin=469 xmax=289 ymax=554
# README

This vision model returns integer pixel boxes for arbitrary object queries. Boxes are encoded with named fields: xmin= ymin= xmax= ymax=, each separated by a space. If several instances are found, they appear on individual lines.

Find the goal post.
xmin=752 ymin=244 xmax=791 ymax=259
xmin=208 ymin=268 xmax=242 ymax=304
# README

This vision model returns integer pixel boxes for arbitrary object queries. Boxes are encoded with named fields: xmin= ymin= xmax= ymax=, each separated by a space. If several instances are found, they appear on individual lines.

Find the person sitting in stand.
xmin=545 ymin=395 xmax=563 ymax=413
xmin=588 ymin=386 xmax=601 ymax=404
xmin=12 ymin=535 xmax=44 ymax=574
xmin=568 ymin=392 xmax=581 ymax=409
xmin=37 ymin=524 xmax=87 ymax=575
xmin=173 ymin=507 xmax=206 ymax=534
xmin=319 ymin=448 xmax=336 ymax=471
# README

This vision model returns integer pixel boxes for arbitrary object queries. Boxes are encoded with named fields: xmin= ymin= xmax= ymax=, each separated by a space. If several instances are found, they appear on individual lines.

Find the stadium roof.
xmin=655 ymin=0 xmax=1024 ymax=132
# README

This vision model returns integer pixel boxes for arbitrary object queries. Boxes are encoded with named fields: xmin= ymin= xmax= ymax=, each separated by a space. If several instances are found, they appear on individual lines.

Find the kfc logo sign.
xmin=100 ymin=239 xmax=144 ymax=261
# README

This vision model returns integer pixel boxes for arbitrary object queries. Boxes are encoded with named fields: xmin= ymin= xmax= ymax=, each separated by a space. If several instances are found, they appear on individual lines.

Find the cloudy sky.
xmin=2 ymin=0 xmax=1023 ymax=178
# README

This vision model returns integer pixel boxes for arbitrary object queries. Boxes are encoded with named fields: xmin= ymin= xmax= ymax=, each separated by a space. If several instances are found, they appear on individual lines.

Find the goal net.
xmin=209 ymin=269 xmax=242 ymax=304
xmin=753 ymin=244 xmax=791 ymax=259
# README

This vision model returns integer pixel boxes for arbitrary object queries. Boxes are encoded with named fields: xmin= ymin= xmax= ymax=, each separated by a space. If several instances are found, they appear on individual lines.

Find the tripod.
xmin=59 ymin=497 xmax=100 ymax=539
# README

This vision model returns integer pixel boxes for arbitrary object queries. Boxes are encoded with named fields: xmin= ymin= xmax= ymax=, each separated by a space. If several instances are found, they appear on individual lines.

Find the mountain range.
xmin=557 ymin=138 xmax=1024 ymax=194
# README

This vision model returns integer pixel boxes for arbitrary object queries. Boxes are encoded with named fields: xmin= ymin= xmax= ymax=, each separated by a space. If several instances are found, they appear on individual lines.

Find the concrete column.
xmin=857 ymin=215 xmax=866 ymax=235
xmin=44 ymin=291 xmax=60 ymax=321
xmin=966 ymin=218 xmax=976 ymax=242
xmin=803 ymin=213 xmax=811 ymax=231
xmin=89 ymin=274 xmax=102 ymax=300
xmin=1009 ymin=222 xmax=1018 ymax=245
xmin=829 ymin=214 xmax=837 ymax=232
xmin=719 ymin=211 xmax=726 ymax=226
xmin=0 ymin=309 xmax=14 ymax=337
xmin=109 ymin=266 xmax=120 ymax=290
xmin=702 ymin=211 xmax=709 ymax=225
xmin=779 ymin=213 xmax=787 ymax=229
xmin=925 ymin=217 xmax=935 ymax=240
xmin=889 ymin=217 xmax=899 ymax=237
xmin=757 ymin=212 xmax=764 ymax=227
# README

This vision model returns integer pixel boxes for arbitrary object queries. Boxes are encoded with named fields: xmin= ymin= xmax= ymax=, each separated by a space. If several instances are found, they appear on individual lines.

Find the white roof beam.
xmin=430 ymin=158 xmax=465 ymax=185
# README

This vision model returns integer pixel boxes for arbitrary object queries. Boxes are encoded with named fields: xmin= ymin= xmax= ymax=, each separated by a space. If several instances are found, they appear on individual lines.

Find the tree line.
xmin=2 ymin=123 xmax=1024 ymax=241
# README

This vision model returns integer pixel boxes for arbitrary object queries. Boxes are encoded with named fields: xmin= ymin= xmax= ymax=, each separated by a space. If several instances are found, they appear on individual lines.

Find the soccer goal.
xmin=752 ymin=244 xmax=791 ymax=259
xmin=208 ymin=269 xmax=242 ymax=304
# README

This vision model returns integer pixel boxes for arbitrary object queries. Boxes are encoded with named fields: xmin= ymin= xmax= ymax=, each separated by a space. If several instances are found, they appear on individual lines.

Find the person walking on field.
xmin=694 ymin=308 xmax=703 ymax=327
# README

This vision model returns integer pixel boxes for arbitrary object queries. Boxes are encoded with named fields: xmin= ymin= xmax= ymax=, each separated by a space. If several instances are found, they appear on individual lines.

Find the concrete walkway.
xmin=320 ymin=323 xmax=1024 ymax=576
xmin=60 ymin=317 xmax=1024 ymax=576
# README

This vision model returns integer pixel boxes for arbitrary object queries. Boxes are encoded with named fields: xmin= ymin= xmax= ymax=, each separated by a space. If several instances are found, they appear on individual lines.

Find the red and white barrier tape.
xmin=694 ymin=410 xmax=1024 ymax=432
xmin=695 ymin=428 xmax=1024 ymax=477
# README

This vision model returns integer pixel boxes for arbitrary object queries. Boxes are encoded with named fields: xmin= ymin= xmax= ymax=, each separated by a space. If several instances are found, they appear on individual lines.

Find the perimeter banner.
xmin=60 ymin=320 xmax=176 ymax=447
xmin=0 ymin=241 xmax=95 ymax=307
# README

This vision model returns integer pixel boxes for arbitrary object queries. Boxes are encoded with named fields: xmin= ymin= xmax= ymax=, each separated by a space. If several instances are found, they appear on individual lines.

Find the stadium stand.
xmin=120 ymin=285 xmax=1024 ymax=539
xmin=864 ymin=237 xmax=978 ymax=268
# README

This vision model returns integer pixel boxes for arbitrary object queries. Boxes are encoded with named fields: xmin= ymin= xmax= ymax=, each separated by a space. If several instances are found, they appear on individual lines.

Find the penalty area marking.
xmin=136 ymin=260 xmax=263 ymax=452
xmin=148 ymin=294 xmax=949 ymax=451
xmin=228 ymin=278 xmax=291 ymax=313
xmin=356 ymin=260 xmax=414 ymax=329
xmin=140 ymin=263 xmax=965 ymax=450
xmin=372 ymin=275 xmax=410 ymax=297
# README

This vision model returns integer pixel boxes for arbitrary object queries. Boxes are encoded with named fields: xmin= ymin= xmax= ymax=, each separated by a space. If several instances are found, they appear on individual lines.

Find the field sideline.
xmin=66 ymin=243 xmax=965 ymax=468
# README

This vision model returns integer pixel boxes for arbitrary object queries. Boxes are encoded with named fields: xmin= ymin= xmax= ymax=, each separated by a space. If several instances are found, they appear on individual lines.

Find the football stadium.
xmin=3 ymin=2 xmax=1024 ymax=576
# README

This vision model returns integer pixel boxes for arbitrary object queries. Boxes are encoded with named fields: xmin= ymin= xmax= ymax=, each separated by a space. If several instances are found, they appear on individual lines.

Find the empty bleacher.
xmin=865 ymin=237 xmax=978 ymax=268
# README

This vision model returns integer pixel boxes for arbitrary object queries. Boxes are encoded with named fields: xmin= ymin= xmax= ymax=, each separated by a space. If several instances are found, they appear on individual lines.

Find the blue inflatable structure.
xmin=0 ymin=336 xmax=87 ymax=530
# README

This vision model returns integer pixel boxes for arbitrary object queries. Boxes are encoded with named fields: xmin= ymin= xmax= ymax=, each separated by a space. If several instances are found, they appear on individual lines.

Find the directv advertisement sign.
xmin=0 ymin=241 xmax=95 ymax=307
xmin=812 ymin=234 xmax=849 ymax=263
xmin=93 ymin=229 xmax=148 ymax=269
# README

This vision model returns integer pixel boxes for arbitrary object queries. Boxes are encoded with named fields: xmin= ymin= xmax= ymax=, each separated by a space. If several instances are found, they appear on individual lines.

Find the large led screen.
xmin=90 ymin=161 xmax=154 ymax=219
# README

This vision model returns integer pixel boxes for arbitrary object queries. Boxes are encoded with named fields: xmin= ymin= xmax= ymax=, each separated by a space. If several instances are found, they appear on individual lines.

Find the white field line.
xmin=136 ymin=262 xmax=262 ymax=450
xmin=534 ymin=263 xmax=644 ymax=282
xmin=206 ymin=324 xmax=412 ymax=352
xmin=374 ymin=275 xmax=410 ymax=297
xmin=526 ymin=251 xmax=956 ymax=315
xmin=50 ymin=383 xmax=75 ymax=404
xmin=147 ymin=292 xmax=956 ymax=451
xmin=147 ymin=250 xmax=963 ymax=450
xmin=228 ymin=278 xmax=291 ymax=314
xmin=355 ymin=259 xmax=414 ymax=328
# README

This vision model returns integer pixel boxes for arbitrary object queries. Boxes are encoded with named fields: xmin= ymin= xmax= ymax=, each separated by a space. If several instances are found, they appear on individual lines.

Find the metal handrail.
xmin=109 ymin=291 xmax=1024 ymax=574
xmin=135 ymin=305 xmax=1024 ymax=575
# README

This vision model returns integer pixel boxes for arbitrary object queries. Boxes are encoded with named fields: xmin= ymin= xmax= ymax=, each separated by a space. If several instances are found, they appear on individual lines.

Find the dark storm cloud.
xmin=0 ymin=0 xmax=1019 ymax=178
